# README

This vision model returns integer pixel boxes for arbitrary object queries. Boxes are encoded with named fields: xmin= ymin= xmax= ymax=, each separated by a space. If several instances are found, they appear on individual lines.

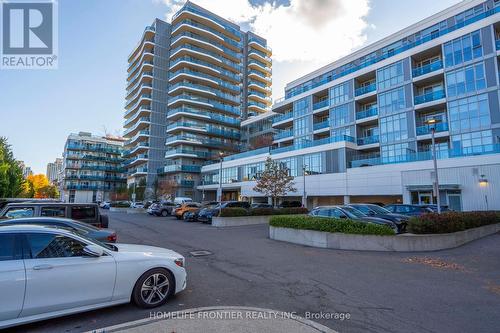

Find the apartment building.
xmin=61 ymin=132 xmax=127 ymax=203
xmin=46 ymin=158 xmax=63 ymax=184
xmin=198 ymin=0 xmax=500 ymax=211
xmin=123 ymin=1 xmax=272 ymax=200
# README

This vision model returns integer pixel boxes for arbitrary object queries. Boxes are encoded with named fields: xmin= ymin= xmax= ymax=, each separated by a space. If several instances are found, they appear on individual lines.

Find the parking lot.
xmin=13 ymin=211 xmax=500 ymax=333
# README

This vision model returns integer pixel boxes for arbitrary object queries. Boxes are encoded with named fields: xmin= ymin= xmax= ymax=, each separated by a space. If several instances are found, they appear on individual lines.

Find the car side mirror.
xmin=83 ymin=245 xmax=104 ymax=257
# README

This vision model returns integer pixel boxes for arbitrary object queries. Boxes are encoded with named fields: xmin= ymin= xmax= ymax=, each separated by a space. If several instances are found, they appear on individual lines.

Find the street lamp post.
xmin=479 ymin=174 xmax=489 ymax=210
xmin=425 ymin=118 xmax=441 ymax=214
xmin=302 ymin=164 xmax=307 ymax=208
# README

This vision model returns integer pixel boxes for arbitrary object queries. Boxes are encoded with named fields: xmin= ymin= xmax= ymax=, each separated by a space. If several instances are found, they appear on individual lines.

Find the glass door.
xmin=418 ymin=192 xmax=433 ymax=204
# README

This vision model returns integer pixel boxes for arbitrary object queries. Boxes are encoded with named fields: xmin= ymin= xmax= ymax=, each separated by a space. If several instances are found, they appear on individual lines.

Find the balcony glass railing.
xmin=170 ymin=56 xmax=242 ymax=82
xmin=165 ymin=149 xmax=210 ymax=158
xmin=248 ymin=100 xmax=268 ymax=110
xmin=357 ymin=135 xmax=379 ymax=145
xmin=412 ymin=59 xmax=443 ymax=77
xmin=159 ymin=164 xmax=202 ymax=173
xmin=248 ymin=69 xmax=271 ymax=81
xmin=223 ymin=147 xmax=270 ymax=161
xmin=166 ymin=135 xmax=241 ymax=150
xmin=355 ymin=83 xmax=376 ymax=97
xmin=170 ymin=44 xmax=242 ymax=72
xmin=351 ymin=144 xmax=500 ymax=168
xmin=275 ymin=130 xmax=293 ymax=140
xmin=248 ymin=46 xmax=270 ymax=60
xmin=414 ymin=89 xmax=446 ymax=105
xmin=248 ymin=59 xmax=271 ymax=71
xmin=273 ymin=113 xmax=293 ymax=124
xmin=125 ymin=93 xmax=151 ymax=108
xmin=171 ymin=32 xmax=242 ymax=60
xmin=168 ymin=82 xmax=241 ymax=104
xmin=168 ymin=94 xmax=240 ymax=116
xmin=356 ymin=106 xmax=378 ymax=120
xmin=167 ymin=106 xmax=240 ymax=126
xmin=415 ymin=122 xmax=449 ymax=135
xmin=179 ymin=180 xmax=195 ymax=187
xmin=313 ymin=99 xmax=329 ymax=110
xmin=66 ymin=144 xmax=121 ymax=154
xmin=172 ymin=19 xmax=242 ymax=49
xmin=170 ymin=69 xmax=241 ymax=92
xmin=270 ymin=135 xmax=355 ymax=155
xmin=124 ymin=115 xmax=150 ymax=132
xmin=285 ymin=6 xmax=500 ymax=99
xmin=313 ymin=121 xmax=329 ymax=130
xmin=496 ymin=39 xmax=500 ymax=50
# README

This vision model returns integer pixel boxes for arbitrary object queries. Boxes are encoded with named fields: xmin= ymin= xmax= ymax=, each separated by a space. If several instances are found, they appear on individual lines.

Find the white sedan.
xmin=0 ymin=225 xmax=187 ymax=329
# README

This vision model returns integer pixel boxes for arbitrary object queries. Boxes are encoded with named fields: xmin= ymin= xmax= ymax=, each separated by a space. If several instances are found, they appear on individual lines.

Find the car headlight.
xmin=174 ymin=258 xmax=184 ymax=268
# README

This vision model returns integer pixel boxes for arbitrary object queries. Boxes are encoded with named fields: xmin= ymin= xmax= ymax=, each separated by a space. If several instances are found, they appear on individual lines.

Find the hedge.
xmin=408 ymin=211 xmax=500 ymax=234
xmin=269 ymin=215 xmax=395 ymax=236
xmin=219 ymin=207 xmax=309 ymax=217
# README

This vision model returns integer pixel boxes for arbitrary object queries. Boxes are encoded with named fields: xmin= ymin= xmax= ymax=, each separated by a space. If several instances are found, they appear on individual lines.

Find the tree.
xmin=110 ymin=185 xmax=128 ymax=201
xmin=250 ymin=134 xmax=274 ymax=149
xmin=0 ymin=137 xmax=24 ymax=198
xmin=21 ymin=174 xmax=59 ymax=198
xmin=158 ymin=178 xmax=178 ymax=201
xmin=253 ymin=157 xmax=296 ymax=207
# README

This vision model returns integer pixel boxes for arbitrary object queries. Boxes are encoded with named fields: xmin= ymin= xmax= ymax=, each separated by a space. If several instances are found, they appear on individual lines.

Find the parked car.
xmin=99 ymin=201 xmax=111 ymax=209
xmin=0 ymin=198 xmax=61 ymax=211
xmin=198 ymin=201 xmax=251 ymax=224
xmin=0 ymin=217 xmax=117 ymax=242
xmin=419 ymin=204 xmax=452 ymax=212
xmin=348 ymin=204 xmax=409 ymax=233
xmin=184 ymin=202 xmax=219 ymax=222
xmin=384 ymin=204 xmax=433 ymax=217
xmin=148 ymin=201 xmax=176 ymax=217
xmin=279 ymin=201 xmax=302 ymax=208
xmin=130 ymin=201 xmax=144 ymax=209
xmin=0 ymin=203 xmax=109 ymax=228
xmin=0 ymin=225 xmax=186 ymax=329
xmin=309 ymin=205 xmax=399 ymax=233
xmin=251 ymin=203 xmax=273 ymax=208
xmin=174 ymin=197 xmax=193 ymax=205
xmin=174 ymin=202 xmax=203 ymax=220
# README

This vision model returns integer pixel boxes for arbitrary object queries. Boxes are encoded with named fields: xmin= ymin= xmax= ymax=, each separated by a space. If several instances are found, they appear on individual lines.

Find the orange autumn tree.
xmin=22 ymin=174 xmax=59 ymax=198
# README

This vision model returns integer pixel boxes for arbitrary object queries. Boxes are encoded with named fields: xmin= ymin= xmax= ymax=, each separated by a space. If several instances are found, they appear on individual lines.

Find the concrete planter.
xmin=127 ymin=208 xmax=146 ymax=214
xmin=269 ymin=223 xmax=500 ymax=252
xmin=212 ymin=215 xmax=271 ymax=227
xmin=109 ymin=207 xmax=128 ymax=213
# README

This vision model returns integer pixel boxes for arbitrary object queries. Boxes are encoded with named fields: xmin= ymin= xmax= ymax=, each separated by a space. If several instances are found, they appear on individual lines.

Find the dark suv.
xmin=348 ymin=204 xmax=409 ymax=233
xmin=384 ymin=204 xmax=433 ymax=217
xmin=0 ymin=203 xmax=109 ymax=228
xmin=198 ymin=201 xmax=250 ymax=224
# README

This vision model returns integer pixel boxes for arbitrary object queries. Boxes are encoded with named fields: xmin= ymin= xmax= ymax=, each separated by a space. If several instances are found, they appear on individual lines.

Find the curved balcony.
xmin=170 ymin=56 xmax=241 ymax=83
xmin=129 ymin=166 xmax=148 ymax=177
xmin=169 ymin=69 xmax=241 ymax=93
xmin=127 ymin=59 xmax=154 ymax=84
xmin=170 ymin=44 xmax=242 ymax=73
xmin=167 ymin=122 xmax=240 ymax=139
xmin=165 ymin=149 xmax=211 ymax=159
xmin=171 ymin=31 xmax=242 ymax=62
xmin=248 ymin=49 xmax=271 ymax=65
xmin=248 ymin=92 xmax=271 ymax=105
xmin=123 ymin=142 xmax=149 ymax=157
xmin=248 ymin=80 xmax=271 ymax=93
xmin=126 ymin=70 xmax=153 ymax=91
xmin=167 ymin=106 xmax=240 ymax=127
xmin=248 ymin=59 xmax=271 ymax=75
xmin=126 ymin=74 xmax=153 ymax=97
xmin=128 ymin=41 xmax=154 ymax=69
xmin=172 ymin=19 xmax=241 ymax=50
xmin=166 ymin=135 xmax=241 ymax=151
xmin=126 ymin=154 xmax=149 ymax=168
xmin=124 ymin=106 xmax=151 ymax=128
xmin=128 ymin=26 xmax=155 ymax=63
xmin=171 ymin=7 xmax=241 ymax=42
xmin=248 ymin=101 xmax=268 ymax=113
xmin=168 ymin=82 xmax=241 ymax=104
xmin=124 ymin=130 xmax=150 ymax=146
xmin=123 ymin=117 xmax=150 ymax=137
xmin=248 ymin=70 xmax=271 ymax=83
xmin=128 ymin=51 xmax=154 ymax=76
xmin=126 ymin=82 xmax=153 ymax=104
xmin=167 ymin=94 xmax=240 ymax=117
xmin=124 ymin=95 xmax=151 ymax=118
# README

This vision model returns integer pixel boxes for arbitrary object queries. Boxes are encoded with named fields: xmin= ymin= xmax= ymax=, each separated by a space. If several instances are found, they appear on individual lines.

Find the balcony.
xmin=356 ymin=106 xmax=378 ymax=120
xmin=179 ymin=180 xmax=195 ymax=187
xmin=412 ymin=60 xmax=443 ymax=78
xmin=167 ymin=94 xmax=240 ymax=116
xmin=357 ymin=135 xmax=379 ymax=146
xmin=270 ymin=135 xmax=355 ymax=155
xmin=159 ymin=164 xmax=201 ymax=174
xmin=274 ymin=130 xmax=293 ymax=140
xmin=313 ymin=99 xmax=329 ymax=110
xmin=414 ymin=89 xmax=445 ymax=105
xmin=313 ymin=121 xmax=329 ymax=131
xmin=416 ymin=122 xmax=449 ymax=135
xmin=496 ymin=38 xmax=500 ymax=50
xmin=355 ymin=83 xmax=376 ymax=97
xmin=167 ymin=106 xmax=240 ymax=127
xmin=272 ymin=112 xmax=293 ymax=124
xmin=165 ymin=149 xmax=210 ymax=159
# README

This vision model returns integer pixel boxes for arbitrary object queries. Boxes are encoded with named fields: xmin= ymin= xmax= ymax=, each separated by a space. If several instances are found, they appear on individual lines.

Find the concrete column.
xmin=343 ymin=195 xmax=350 ymax=204
xmin=312 ymin=197 xmax=319 ymax=209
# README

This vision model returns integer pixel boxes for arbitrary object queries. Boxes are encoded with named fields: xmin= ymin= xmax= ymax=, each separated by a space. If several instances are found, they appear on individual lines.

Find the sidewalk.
xmin=87 ymin=307 xmax=337 ymax=333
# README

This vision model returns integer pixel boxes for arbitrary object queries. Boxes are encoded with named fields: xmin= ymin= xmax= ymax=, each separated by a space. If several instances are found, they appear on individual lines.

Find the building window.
xmin=377 ymin=60 xmax=404 ymax=91
xmin=443 ymin=30 xmax=482 ymax=68
xmin=446 ymin=62 xmax=486 ymax=98
xmin=278 ymin=157 xmax=298 ymax=176
xmin=381 ymin=142 xmax=411 ymax=163
xmin=331 ymin=127 xmax=353 ymax=139
xmin=330 ymin=104 xmax=351 ymax=128
xmin=329 ymin=81 xmax=350 ymax=106
xmin=293 ymin=97 xmax=310 ymax=118
xmin=380 ymin=113 xmax=408 ymax=144
xmin=221 ymin=167 xmax=238 ymax=184
xmin=293 ymin=116 xmax=310 ymax=137
xmin=448 ymin=93 xmax=490 ymax=134
xmin=303 ymin=153 xmax=322 ymax=175
xmin=452 ymin=130 xmax=493 ymax=154
xmin=243 ymin=163 xmax=264 ymax=181
xmin=378 ymin=87 xmax=405 ymax=116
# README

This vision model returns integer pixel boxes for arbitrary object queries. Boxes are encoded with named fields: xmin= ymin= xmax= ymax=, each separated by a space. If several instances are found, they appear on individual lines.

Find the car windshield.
xmin=75 ymin=231 xmax=116 ymax=251
xmin=367 ymin=205 xmax=391 ymax=215
xmin=341 ymin=206 xmax=366 ymax=218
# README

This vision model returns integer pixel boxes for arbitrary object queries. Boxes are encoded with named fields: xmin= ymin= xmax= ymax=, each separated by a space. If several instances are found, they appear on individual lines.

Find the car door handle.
xmin=33 ymin=264 xmax=53 ymax=270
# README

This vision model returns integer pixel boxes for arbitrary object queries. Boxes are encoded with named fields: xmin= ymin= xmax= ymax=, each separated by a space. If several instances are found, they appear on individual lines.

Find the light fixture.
xmin=424 ymin=118 xmax=441 ymax=126
xmin=479 ymin=175 xmax=488 ymax=187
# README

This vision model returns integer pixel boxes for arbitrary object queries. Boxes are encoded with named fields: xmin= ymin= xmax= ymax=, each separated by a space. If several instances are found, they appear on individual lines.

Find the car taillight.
xmin=174 ymin=258 xmax=184 ymax=268
xmin=107 ymin=233 xmax=117 ymax=242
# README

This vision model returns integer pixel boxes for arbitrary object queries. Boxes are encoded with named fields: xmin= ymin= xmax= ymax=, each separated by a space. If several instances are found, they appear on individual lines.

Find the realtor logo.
xmin=1 ymin=1 xmax=58 ymax=69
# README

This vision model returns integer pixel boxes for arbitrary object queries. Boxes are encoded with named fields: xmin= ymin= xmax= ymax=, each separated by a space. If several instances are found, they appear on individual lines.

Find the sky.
xmin=0 ymin=0 xmax=461 ymax=174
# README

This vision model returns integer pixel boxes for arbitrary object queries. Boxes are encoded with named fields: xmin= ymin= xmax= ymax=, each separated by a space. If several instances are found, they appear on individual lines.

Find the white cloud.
xmin=158 ymin=0 xmax=371 ymax=98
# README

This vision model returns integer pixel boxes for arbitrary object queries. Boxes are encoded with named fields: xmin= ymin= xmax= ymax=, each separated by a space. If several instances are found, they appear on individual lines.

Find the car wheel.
xmin=161 ymin=210 xmax=168 ymax=217
xmin=182 ymin=212 xmax=187 ymax=220
xmin=132 ymin=268 xmax=174 ymax=309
